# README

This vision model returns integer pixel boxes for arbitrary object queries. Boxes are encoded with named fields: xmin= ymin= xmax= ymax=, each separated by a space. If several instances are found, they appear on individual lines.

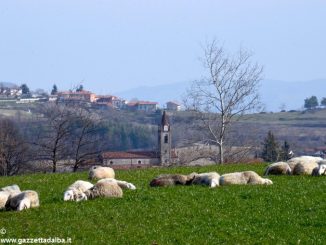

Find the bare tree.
xmin=70 ymin=108 xmax=104 ymax=172
xmin=0 ymin=118 xmax=28 ymax=176
xmin=32 ymin=103 xmax=74 ymax=172
xmin=184 ymin=40 xmax=263 ymax=164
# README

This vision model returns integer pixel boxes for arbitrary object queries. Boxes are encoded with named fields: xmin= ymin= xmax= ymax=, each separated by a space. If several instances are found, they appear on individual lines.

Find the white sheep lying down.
xmin=88 ymin=166 xmax=115 ymax=180
xmin=287 ymin=156 xmax=322 ymax=173
xmin=264 ymin=162 xmax=292 ymax=176
xmin=78 ymin=179 xmax=123 ymax=201
xmin=190 ymin=172 xmax=220 ymax=188
xmin=6 ymin=190 xmax=39 ymax=211
xmin=97 ymin=178 xmax=136 ymax=190
xmin=219 ymin=171 xmax=273 ymax=186
xmin=64 ymin=180 xmax=94 ymax=201
xmin=312 ymin=160 xmax=326 ymax=176
xmin=0 ymin=185 xmax=21 ymax=210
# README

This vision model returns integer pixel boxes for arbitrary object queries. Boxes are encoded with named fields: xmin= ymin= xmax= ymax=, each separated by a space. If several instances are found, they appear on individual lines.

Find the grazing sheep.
xmin=6 ymin=190 xmax=39 ymax=211
xmin=190 ymin=172 xmax=220 ymax=188
xmin=287 ymin=156 xmax=322 ymax=172
xmin=64 ymin=180 xmax=94 ymax=201
xmin=219 ymin=171 xmax=273 ymax=186
xmin=88 ymin=166 xmax=115 ymax=180
xmin=264 ymin=162 xmax=292 ymax=175
xmin=150 ymin=173 xmax=197 ymax=187
xmin=97 ymin=178 xmax=136 ymax=190
xmin=0 ymin=185 xmax=22 ymax=210
xmin=80 ymin=181 xmax=123 ymax=201
xmin=312 ymin=160 xmax=326 ymax=176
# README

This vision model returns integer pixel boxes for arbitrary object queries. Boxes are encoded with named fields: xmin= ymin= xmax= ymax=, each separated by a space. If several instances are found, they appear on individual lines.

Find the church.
xmin=101 ymin=111 xmax=178 ymax=167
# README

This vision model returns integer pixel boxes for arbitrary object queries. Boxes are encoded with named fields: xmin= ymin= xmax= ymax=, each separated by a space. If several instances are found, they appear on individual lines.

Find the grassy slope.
xmin=0 ymin=164 xmax=325 ymax=245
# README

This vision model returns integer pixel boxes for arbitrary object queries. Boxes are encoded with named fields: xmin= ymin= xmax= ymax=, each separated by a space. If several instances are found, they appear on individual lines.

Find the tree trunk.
xmin=218 ymin=143 xmax=224 ymax=164
xmin=52 ymin=160 xmax=56 ymax=173
xmin=73 ymin=162 xmax=78 ymax=172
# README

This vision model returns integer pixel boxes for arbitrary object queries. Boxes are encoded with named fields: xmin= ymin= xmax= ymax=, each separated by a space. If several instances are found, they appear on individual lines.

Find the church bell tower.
xmin=159 ymin=111 xmax=171 ymax=165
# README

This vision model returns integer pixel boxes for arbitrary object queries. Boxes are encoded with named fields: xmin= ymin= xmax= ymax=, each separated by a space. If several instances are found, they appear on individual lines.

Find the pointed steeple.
xmin=159 ymin=110 xmax=172 ymax=165
xmin=161 ymin=110 xmax=169 ymax=126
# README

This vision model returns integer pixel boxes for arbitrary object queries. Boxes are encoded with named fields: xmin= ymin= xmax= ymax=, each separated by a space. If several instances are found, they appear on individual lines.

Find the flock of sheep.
xmin=0 ymin=156 xmax=325 ymax=212
xmin=264 ymin=156 xmax=326 ymax=176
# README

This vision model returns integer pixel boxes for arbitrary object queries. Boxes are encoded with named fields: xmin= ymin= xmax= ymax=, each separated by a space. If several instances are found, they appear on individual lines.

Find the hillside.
xmin=1 ymin=104 xmax=326 ymax=156
xmin=115 ymin=79 xmax=326 ymax=111
xmin=0 ymin=164 xmax=325 ymax=244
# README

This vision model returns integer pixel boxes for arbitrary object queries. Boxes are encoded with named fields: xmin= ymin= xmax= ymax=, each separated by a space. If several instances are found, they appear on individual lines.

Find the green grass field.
xmin=0 ymin=164 xmax=325 ymax=244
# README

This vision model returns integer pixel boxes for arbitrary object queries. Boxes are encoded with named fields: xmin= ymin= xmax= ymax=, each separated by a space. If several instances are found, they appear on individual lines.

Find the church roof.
xmin=102 ymin=151 xmax=159 ymax=159
xmin=102 ymin=150 xmax=178 ymax=159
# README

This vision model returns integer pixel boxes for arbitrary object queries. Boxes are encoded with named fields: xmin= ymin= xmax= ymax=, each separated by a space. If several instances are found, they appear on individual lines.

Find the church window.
xmin=164 ymin=135 xmax=168 ymax=143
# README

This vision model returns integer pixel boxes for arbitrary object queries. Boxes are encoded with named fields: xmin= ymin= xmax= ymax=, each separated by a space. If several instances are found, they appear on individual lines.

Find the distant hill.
xmin=115 ymin=79 xmax=326 ymax=111
xmin=0 ymin=81 xmax=18 ymax=88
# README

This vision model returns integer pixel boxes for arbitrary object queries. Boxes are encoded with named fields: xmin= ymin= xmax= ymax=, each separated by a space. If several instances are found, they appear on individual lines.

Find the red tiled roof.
xmin=102 ymin=150 xmax=178 ymax=159
xmin=167 ymin=101 xmax=181 ymax=106
xmin=127 ymin=101 xmax=158 ymax=106
xmin=96 ymin=95 xmax=116 ymax=99
xmin=102 ymin=151 xmax=159 ymax=159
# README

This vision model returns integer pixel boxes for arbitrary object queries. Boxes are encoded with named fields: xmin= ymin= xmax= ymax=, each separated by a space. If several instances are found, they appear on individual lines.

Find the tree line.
xmin=0 ymin=103 xmax=156 ymax=176
xmin=304 ymin=95 xmax=326 ymax=110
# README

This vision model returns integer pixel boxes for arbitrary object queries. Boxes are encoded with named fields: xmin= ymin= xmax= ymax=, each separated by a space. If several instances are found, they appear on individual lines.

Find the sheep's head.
xmin=186 ymin=172 xmax=198 ymax=184
xmin=75 ymin=192 xmax=87 ymax=202
xmin=263 ymin=179 xmax=273 ymax=185
xmin=63 ymin=190 xmax=74 ymax=201
xmin=317 ymin=164 xmax=326 ymax=176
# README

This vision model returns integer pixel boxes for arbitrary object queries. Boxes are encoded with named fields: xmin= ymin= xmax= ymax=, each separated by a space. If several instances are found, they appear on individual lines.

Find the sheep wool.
xmin=0 ymin=191 xmax=10 ymax=210
xmin=0 ymin=185 xmax=22 ymax=210
xmin=64 ymin=180 xmax=94 ymax=201
xmin=88 ymin=166 xmax=115 ymax=180
xmin=6 ymin=190 xmax=39 ymax=211
xmin=97 ymin=178 xmax=136 ymax=190
xmin=84 ymin=181 xmax=123 ymax=200
xmin=1 ymin=184 xmax=21 ymax=193
xmin=150 ymin=173 xmax=196 ymax=187
xmin=264 ymin=162 xmax=292 ymax=175
xmin=293 ymin=161 xmax=319 ymax=175
xmin=219 ymin=171 xmax=273 ymax=186
xmin=287 ymin=156 xmax=322 ymax=172
xmin=191 ymin=172 xmax=221 ymax=188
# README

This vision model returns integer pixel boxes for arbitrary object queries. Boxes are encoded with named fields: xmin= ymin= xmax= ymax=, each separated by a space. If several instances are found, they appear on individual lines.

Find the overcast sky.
xmin=0 ymin=0 xmax=325 ymax=94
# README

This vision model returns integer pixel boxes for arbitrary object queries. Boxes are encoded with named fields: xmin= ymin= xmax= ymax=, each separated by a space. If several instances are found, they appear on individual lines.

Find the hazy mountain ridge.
xmin=115 ymin=79 xmax=326 ymax=111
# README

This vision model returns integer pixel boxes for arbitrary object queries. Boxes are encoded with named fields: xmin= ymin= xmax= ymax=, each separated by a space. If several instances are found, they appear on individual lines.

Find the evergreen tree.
xmin=51 ymin=84 xmax=58 ymax=95
xmin=321 ymin=97 xmax=326 ymax=107
xmin=261 ymin=131 xmax=279 ymax=162
xmin=304 ymin=96 xmax=319 ymax=109
xmin=279 ymin=140 xmax=291 ymax=161
xmin=76 ymin=84 xmax=83 ymax=92
xmin=20 ymin=84 xmax=30 ymax=95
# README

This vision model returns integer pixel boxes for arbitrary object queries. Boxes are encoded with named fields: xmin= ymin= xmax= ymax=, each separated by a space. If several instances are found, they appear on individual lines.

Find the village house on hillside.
xmin=57 ymin=90 xmax=97 ymax=103
xmin=101 ymin=111 xmax=178 ymax=167
xmin=166 ymin=101 xmax=181 ymax=111
xmin=0 ymin=86 xmax=22 ymax=97
xmin=95 ymin=95 xmax=126 ymax=109
xmin=126 ymin=101 xmax=158 ymax=112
